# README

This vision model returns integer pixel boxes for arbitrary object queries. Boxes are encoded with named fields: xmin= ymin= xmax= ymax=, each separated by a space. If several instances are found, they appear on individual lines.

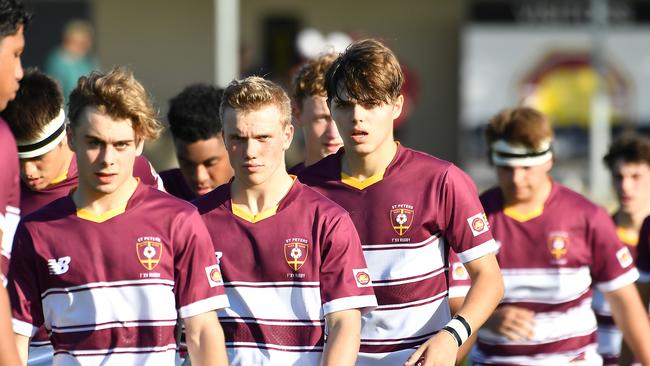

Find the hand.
xmin=484 ymin=305 xmax=535 ymax=341
xmin=404 ymin=330 xmax=458 ymax=366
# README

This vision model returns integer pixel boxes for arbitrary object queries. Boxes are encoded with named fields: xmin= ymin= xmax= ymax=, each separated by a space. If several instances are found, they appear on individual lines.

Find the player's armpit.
xmin=323 ymin=309 xmax=361 ymax=366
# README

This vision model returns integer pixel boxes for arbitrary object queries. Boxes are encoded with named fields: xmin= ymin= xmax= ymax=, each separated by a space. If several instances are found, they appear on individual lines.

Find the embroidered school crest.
xmin=547 ymin=232 xmax=569 ymax=260
xmin=390 ymin=204 xmax=414 ymax=236
xmin=284 ymin=241 xmax=309 ymax=271
xmin=137 ymin=238 xmax=163 ymax=271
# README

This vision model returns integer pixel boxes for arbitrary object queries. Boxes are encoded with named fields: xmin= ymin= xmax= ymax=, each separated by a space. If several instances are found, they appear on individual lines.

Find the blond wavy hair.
xmin=220 ymin=76 xmax=291 ymax=128
xmin=68 ymin=67 xmax=162 ymax=140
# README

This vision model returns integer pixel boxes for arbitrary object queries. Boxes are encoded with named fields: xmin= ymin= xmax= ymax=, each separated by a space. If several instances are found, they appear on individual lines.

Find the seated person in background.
xmin=161 ymin=84 xmax=233 ymax=200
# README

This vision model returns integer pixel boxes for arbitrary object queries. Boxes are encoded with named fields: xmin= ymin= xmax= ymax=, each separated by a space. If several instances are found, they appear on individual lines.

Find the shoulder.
xmin=298 ymin=153 xmax=340 ymax=182
xmin=552 ymin=183 xmax=601 ymax=213
xmin=292 ymin=182 xmax=351 ymax=220
xmin=139 ymin=185 xmax=198 ymax=216
xmin=0 ymin=119 xmax=17 ymax=155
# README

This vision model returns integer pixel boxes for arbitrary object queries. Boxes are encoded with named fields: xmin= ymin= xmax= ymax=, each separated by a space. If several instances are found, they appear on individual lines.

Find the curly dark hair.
xmin=167 ymin=83 xmax=224 ymax=142
xmin=1 ymin=68 xmax=63 ymax=141
xmin=0 ymin=0 xmax=31 ymax=38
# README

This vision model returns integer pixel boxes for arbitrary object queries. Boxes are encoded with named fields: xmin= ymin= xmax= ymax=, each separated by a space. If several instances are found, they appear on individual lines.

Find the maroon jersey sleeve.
xmin=589 ymin=206 xmax=639 ymax=292
xmin=320 ymin=212 xmax=377 ymax=316
xmin=448 ymin=249 xmax=471 ymax=298
xmin=0 ymin=120 xmax=21 ymax=276
xmin=174 ymin=208 xmax=229 ymax=319
xmin=134 ymin=156 xmax=164 ymax=191
xmin=437 ymin=165 xmax=497 ymax=263
xmin=7 ymin=223 xmax=43 ymax=337
xmin=635 ymin=216 xmax=650 ymax=282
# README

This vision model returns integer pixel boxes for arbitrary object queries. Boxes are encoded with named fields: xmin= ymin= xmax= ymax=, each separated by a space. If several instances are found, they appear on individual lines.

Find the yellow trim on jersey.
xmin=616 ymin=227 xmax=639 ymax=247
xmin=76 ymin=201 xmax=128 ymax=223
xmin=503 ymin=205 xmax=544 ymax=222
xmin=341 ymin=170 xmax=385 ymax=190
xmin=49 ymin=168 xmax=68 ymax=185
xmin=231 ymin=203 xmax=278 ymax=223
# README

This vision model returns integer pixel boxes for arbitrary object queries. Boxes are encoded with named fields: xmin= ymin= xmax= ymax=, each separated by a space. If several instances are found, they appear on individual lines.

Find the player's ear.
xmin=282 ymin=123 xmax=294 ymax=151
xmin=391 ymin=95 xmax=404 ymax=120
xmin=66 ymin=125 xmax=76 ymax=150
xmin=135 ymin=137 xmax=144 ymax=156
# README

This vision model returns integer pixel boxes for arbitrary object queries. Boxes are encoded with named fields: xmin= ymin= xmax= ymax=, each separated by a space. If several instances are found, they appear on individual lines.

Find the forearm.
xmin=14 ymin=333 xmax=29 ymax=366
xmin=457 ymin=254 xmax=504 ymax=333
xmin=0 ymin=288 xmax=20 ymax=366
xmin=184 ymin=313 xmax=228 ymax=366
xmin=323 ymin=310 xmax=361 ymax=366
xmin=607 ymin=283 xmax=650 ymax=364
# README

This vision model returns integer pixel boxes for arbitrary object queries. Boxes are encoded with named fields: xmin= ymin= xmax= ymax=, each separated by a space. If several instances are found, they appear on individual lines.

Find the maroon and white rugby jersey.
xmin=21 ymin=155 xmax=163 ymax=217
xmin=8 ymin=182 xmax=228 ymax=365
xmin=194 ymin=179 xmax=377 ymax=365
xmin=593 ymin=225 xmax=640 ymax=365
xmin=476 ymin=183 xmax=638 ymax=365
xmin=0 ymin=118 xmax=20 ymax=278
xmin=298 ymin=144 xmax=497 ymax=366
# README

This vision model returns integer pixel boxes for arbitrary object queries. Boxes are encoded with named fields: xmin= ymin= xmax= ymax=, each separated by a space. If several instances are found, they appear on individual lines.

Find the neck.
xmin=231 ymin=168 xmax=294 ymax=215
xmin=58 ymin=147 xmax=75 ymax=177
xmin=615 ymin=208 xmax=650 ymax=232
xmin=73 ymin=176 xmax=139 ymax=214
xmin=304 ymin=149 xmax=322 ymax=167
xmin=342 ymin=140 xmax=397 ymax=180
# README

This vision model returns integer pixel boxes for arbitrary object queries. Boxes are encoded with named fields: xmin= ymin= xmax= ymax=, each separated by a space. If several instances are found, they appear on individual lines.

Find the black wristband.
xmin=442 ymin=325 xmax=462 ymax=347
xmin=454 ymin=314 xmax=472 ymax=337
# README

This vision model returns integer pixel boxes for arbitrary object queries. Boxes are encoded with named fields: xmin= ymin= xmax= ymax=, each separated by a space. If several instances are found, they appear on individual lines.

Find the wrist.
xmin=442 ymin=315 xmax=472 ymax=348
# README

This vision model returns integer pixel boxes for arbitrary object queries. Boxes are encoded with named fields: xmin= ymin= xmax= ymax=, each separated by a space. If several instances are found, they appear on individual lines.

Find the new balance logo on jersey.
xmin=48 ymin=256 xmax=71 ymax=275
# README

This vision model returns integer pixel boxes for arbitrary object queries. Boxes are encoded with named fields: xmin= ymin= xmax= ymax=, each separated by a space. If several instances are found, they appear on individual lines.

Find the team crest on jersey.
xmin=467 ymin=213 xmax=490 ymax=237
xmin=353 ymin=268 xmax=372 ymax=287
xmin=136 ymin=236 xmax=163 ymax=271
xmin=205 ymin=264 xmax=224 ymax=287
xmin=451 ymin=262 xmax=470 ymax=280
xmin=547 ymin=232 xmax=569 ymax=261
xmin=390 ymin=204 xmax=415 ymax=236
xmin=284 ymin=238 xmax=309 ymax=271
xmin=616 ymin=247 xmax=633 ymax=268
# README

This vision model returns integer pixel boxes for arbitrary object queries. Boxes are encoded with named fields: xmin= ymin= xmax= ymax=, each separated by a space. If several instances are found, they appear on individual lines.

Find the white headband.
xmin=17 ymin=109 xmax=67 ymax=159
xmin=491 ymin=139 xmax=553 ymax=167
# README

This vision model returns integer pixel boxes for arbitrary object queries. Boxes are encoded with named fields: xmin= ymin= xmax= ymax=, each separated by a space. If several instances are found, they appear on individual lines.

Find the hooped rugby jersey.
xmin=8 ymin=182 xmax=228 ymax=366
xmin=18 ymin=154 xmax=165 ymax=366
xmin=298 ymin=145 xmax=497 ymax=366
xmin=476 ymin=183 xmax=639 ymax=365
xmin=593 ymin=222 xmax=641 ymax=365
xmin=0 ymin=118 xmax=20 ymax=278
xmin=194 ymin=179 xmax=378 ymax=365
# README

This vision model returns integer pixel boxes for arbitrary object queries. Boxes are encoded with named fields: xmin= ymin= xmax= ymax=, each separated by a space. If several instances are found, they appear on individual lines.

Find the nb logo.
xmin=48 ymin=256 xmax=71 ymax=275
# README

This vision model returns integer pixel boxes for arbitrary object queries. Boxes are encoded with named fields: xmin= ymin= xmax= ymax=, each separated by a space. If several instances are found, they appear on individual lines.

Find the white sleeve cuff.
xmin=457 ymin=239 xmax=499 ymax=263
xmin=322 ymin=295 xmax=378 ymax=316
xmin=595 ymin=268 xmax=639 ymax=293
xmin=179 ymin=295 xmax=230 ymax=319
xmin=638 ymin=270 xmax=650 ymax=283
xmin=12 ymin=318 xmax=37 ymax=337
xmin=448 ymin=285 xmax=471 ymax=298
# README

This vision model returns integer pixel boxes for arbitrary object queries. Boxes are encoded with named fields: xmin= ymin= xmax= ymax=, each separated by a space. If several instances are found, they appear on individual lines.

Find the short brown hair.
xmin=1 ymin=68 xmax=63 ymax=141
xmin=292 ymin=52 xmax=337 ymax=110
xmin=220 ymin=76 xmax=291 ymax=127
xmin=603 ymin=133 xmax=650 ymax=169
xmin=325 ymin=39 xmax=403 ymax=106
xmin=68 ymin=67 xmax=162 ymax=140
xmin=485 ymin=107 xmax=554 ymax=150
